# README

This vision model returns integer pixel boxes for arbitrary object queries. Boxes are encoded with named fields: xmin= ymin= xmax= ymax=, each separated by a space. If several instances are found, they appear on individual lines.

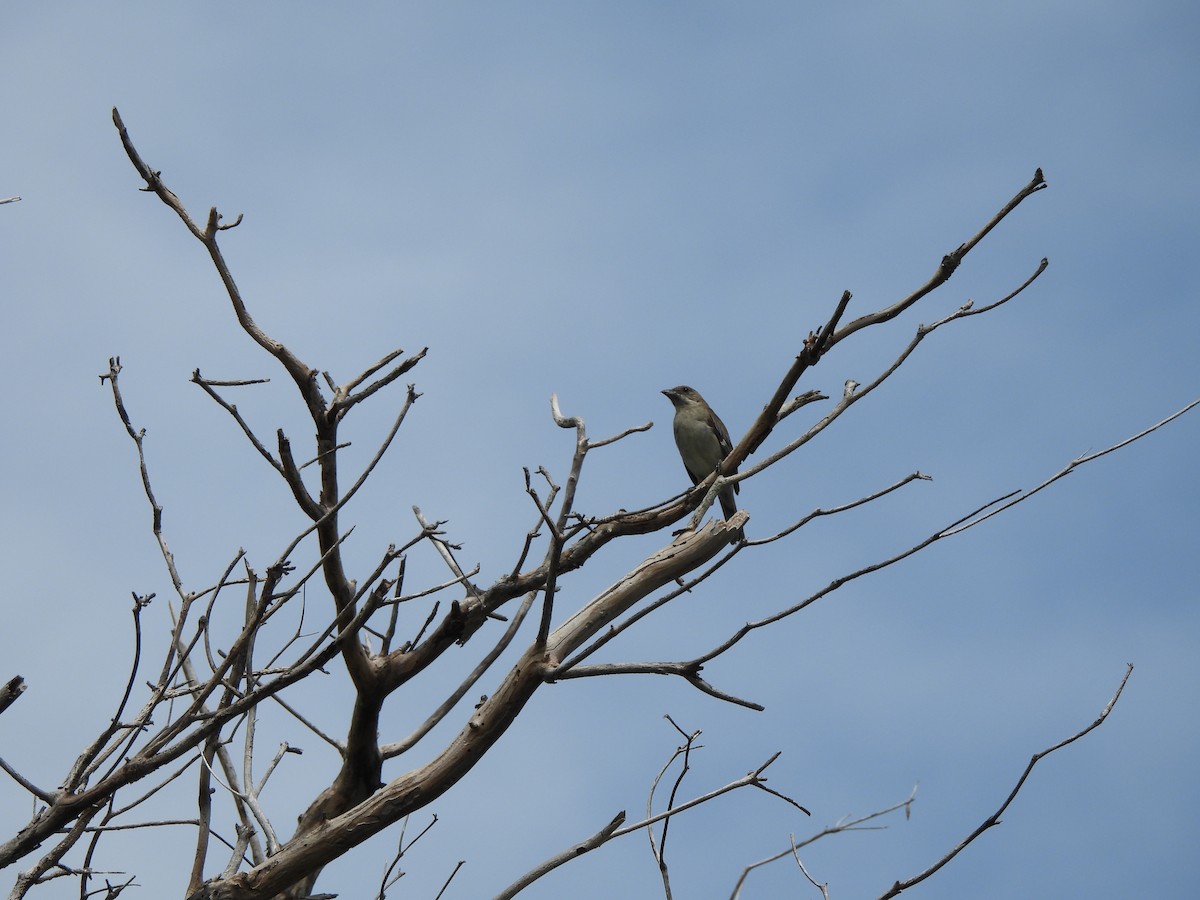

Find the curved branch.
xmin=878 ymin=664 xmax=1133 ymax=899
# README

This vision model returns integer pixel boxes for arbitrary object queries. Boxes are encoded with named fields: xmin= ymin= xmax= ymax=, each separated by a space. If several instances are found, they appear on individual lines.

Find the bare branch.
xmin=99 ymin=358 xmax=189 ymax=600
xmin=0 ymin=756 xmax=53 ymax=804
xmin=433 ymin=859 xmax=465 ymax=900
xmin=268 ymin=695 xmax=343 ymax=753
xmin=726 ymin=169 xmax=1047 ymax=482
xmin=737 ymin=257 xmax=1049 ymax=487
xmin=189 ymin=731 xmax=217 ymax=897
xmin=335 ymin=383 xmax=422 ymax=514
xmin=554 ymin=660 xmax=763 ymax=710
xmin=114 ymin=108 xmax=323 ymax=418
xmin=175 ymin=616 xmax=267 ymax=871
xmin=343 ymin=347 xmax=411 ymax=396
xmin=0 ymin=676 xmax=24 ymax=717
xmin=497 ymin=751 xmax=795 ymax=900
xmin=412 ymin=507 xmax=483 ymax=601
xmin=748 ymin=472 xmax=932 ymax=547
xmin=776 ymin=389 xmax=828 ymax=424
xmin=194 ymin=375 xmax=271 ymax=387
xmin=375 ymin=814 xmax=439 ymax=899
xmin=647 ymin=718 xmax=702 ymax=899
xmin=831 ymin=169 xmax=1048 ymax=346
xmin=493 ymin=811 xmax=627 ymax=900
xmin=381 ymin=590 xmax=537 ymax=759
xmin=21 ymin=128 xmax=1159 ymax=900
xmin=220 ymin=826 xmax=255 ymax=880
xmin=197 ymin=753 xmax=281 ymax=856
xmin=191 ymin=370 xmax=283 ymax=475
xmin=688 ymin=391 xmax=1198 ymax=682
xmin=276 ymin=430 xmax=322 ymax=519
xmin=943 ymin=396 xmax=1200 ymax=536
xmin=8 ymin=805 xmax=102 ymax=900
xmin=556 ymin=471 xmax=925 ymax=680
xmin=730 ymin=787 xmax=918 ymax=898
xmin=878 ymin=665 xmax=1133 ymax=899
xmin=330 ymin=347 xmax=428 ymax=419
xmin=790 ymin=836 xmax=830 ymax=900
xmin=613 ymin=752 xmax=788 ymax=840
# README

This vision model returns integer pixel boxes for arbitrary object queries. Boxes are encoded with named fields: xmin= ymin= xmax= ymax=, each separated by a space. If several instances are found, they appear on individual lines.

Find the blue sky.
xmin=2 ymin=3 xmax=1198 ymax=898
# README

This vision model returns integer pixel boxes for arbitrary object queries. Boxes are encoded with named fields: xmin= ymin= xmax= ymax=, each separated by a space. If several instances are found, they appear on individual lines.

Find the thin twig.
xmin=495 ymin=752 xmax=789 ymax=900
xmin=730 ymin=787 xmax=918 ymax=898
xmin=432 ymin=860 xmax=465 ymax=900
xmin=790 ymin=835 xmax=830 ymax=900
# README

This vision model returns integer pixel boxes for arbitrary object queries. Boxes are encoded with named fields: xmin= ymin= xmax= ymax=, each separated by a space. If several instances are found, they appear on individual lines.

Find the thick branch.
xmin=189 ymin=521 xmax=739 ymax=898
xmin=0 ymin=676 xmax=25 ymax=717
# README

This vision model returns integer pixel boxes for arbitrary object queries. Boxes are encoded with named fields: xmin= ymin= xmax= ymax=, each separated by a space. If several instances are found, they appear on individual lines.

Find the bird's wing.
xmin=707 ymin=408 xmax=739 ymax=495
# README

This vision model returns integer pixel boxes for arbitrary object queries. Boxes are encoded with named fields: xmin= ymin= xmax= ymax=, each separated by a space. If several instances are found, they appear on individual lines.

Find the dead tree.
xmin=1 ymin=110 xmax=1192 ymax=900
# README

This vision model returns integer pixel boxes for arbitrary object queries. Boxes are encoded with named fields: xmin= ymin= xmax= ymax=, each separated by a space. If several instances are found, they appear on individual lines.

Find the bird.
xmin=662 ymin=385 xmax=740 ymax=529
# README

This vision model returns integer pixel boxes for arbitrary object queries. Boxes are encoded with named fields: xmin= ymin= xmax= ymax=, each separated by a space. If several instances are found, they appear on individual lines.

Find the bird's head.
xmin=662 ymin=385 xmax=702 ymax=409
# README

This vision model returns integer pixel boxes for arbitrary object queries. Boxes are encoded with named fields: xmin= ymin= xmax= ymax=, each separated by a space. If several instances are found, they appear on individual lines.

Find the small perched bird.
xmin=662 ymin=385 xmax=740 ymax=526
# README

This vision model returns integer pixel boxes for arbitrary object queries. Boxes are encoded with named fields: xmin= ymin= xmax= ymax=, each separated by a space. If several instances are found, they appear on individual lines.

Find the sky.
xmin=2 ymin=3 xmax=1198 ymax=898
